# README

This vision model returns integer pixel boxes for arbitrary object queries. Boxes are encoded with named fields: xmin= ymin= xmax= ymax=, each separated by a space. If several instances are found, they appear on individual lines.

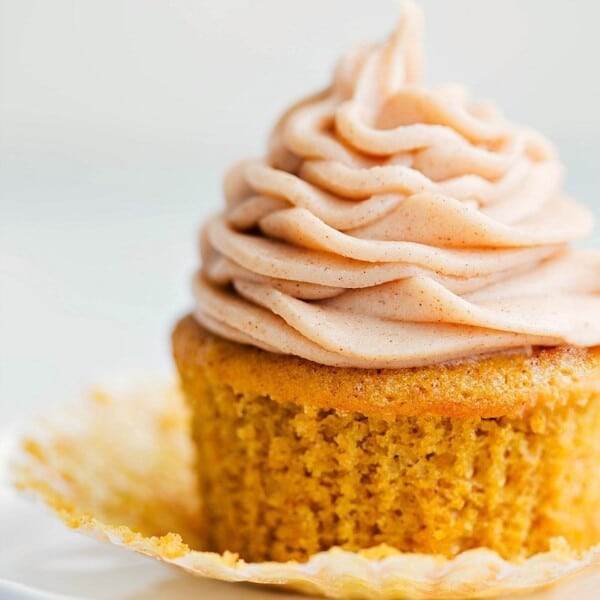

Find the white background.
xmin=2 ymin=0 xmax=600 ymax=423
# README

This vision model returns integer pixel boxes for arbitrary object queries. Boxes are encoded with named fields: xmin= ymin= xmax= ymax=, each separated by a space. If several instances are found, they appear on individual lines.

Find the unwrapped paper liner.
xmin=11 ymin=380 xmax=600 ymax=599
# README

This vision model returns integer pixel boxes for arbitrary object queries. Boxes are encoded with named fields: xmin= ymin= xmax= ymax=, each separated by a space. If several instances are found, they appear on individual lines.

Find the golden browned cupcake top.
xmin=173 ymin=316 xmax=600 ymax=418
xmin=193 ymin=1 xmax=600 ymax=369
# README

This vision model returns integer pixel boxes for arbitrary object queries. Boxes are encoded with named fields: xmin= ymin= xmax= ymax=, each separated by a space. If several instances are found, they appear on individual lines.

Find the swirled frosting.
xmin=193 ymin=0 xmax=600 ymax=369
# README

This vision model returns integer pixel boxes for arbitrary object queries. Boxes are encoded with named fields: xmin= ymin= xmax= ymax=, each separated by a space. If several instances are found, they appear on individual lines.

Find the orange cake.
xmin=173 ymin=1 xmax=600 ymax=564
xmin=174 ymin=317 xmax=600 ymax=562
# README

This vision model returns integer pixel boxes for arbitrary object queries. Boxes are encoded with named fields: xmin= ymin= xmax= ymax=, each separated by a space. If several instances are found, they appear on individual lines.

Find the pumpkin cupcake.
xmin=173 ymin=0 xmax=600 ymax=564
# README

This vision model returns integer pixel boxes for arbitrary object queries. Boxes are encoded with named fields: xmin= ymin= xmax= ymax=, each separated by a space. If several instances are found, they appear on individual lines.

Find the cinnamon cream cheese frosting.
xmin=193 ymin=0 xmax=600 ymax=369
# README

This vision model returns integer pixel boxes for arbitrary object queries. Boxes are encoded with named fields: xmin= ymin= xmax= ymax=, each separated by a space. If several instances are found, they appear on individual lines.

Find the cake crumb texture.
xmin=173 ymin=316 xmax=600 ymax=562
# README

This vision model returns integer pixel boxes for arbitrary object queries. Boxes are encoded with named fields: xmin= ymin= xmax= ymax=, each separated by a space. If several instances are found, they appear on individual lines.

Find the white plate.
xmin=1 ymin=429 xmax=600 ymax=600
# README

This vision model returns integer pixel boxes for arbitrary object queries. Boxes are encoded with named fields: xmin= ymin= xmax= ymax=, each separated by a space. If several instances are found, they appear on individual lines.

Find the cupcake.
xmin=173 ymin=0 xmax=600 ymax=565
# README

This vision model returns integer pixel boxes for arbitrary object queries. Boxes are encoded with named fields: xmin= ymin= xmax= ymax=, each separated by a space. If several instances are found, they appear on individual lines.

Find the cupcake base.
xmin=13 ymin=375 xmax=600 ymax=600
xmin=173 ymin=316 xmax=600 ymax=563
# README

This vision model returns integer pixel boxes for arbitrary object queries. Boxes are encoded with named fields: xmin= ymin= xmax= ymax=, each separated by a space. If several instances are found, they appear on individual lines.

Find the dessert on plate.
xmin=173 ymin=0 xmax=600 ymax=564
xmin=16 ymin=2 xmax=600 ymax=599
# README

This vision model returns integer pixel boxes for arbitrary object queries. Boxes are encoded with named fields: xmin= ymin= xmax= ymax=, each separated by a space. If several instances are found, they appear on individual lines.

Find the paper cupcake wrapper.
xmin=12 ymin=379 xmax=600 ymax=600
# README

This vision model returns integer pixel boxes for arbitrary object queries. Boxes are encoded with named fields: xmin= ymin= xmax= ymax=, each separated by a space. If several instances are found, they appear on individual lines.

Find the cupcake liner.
xmin=11 ymin=379 xmax=600 ymax=600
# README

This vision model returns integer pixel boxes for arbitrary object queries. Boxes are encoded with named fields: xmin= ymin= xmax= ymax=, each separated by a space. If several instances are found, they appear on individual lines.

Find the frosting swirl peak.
xmin=194 ymin=1 xmax=600 ymax=369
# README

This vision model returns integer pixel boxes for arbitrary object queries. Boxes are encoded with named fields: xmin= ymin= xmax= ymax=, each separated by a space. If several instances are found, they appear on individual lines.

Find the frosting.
xmin=193 ymin=0 xmax=600 ymax=369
